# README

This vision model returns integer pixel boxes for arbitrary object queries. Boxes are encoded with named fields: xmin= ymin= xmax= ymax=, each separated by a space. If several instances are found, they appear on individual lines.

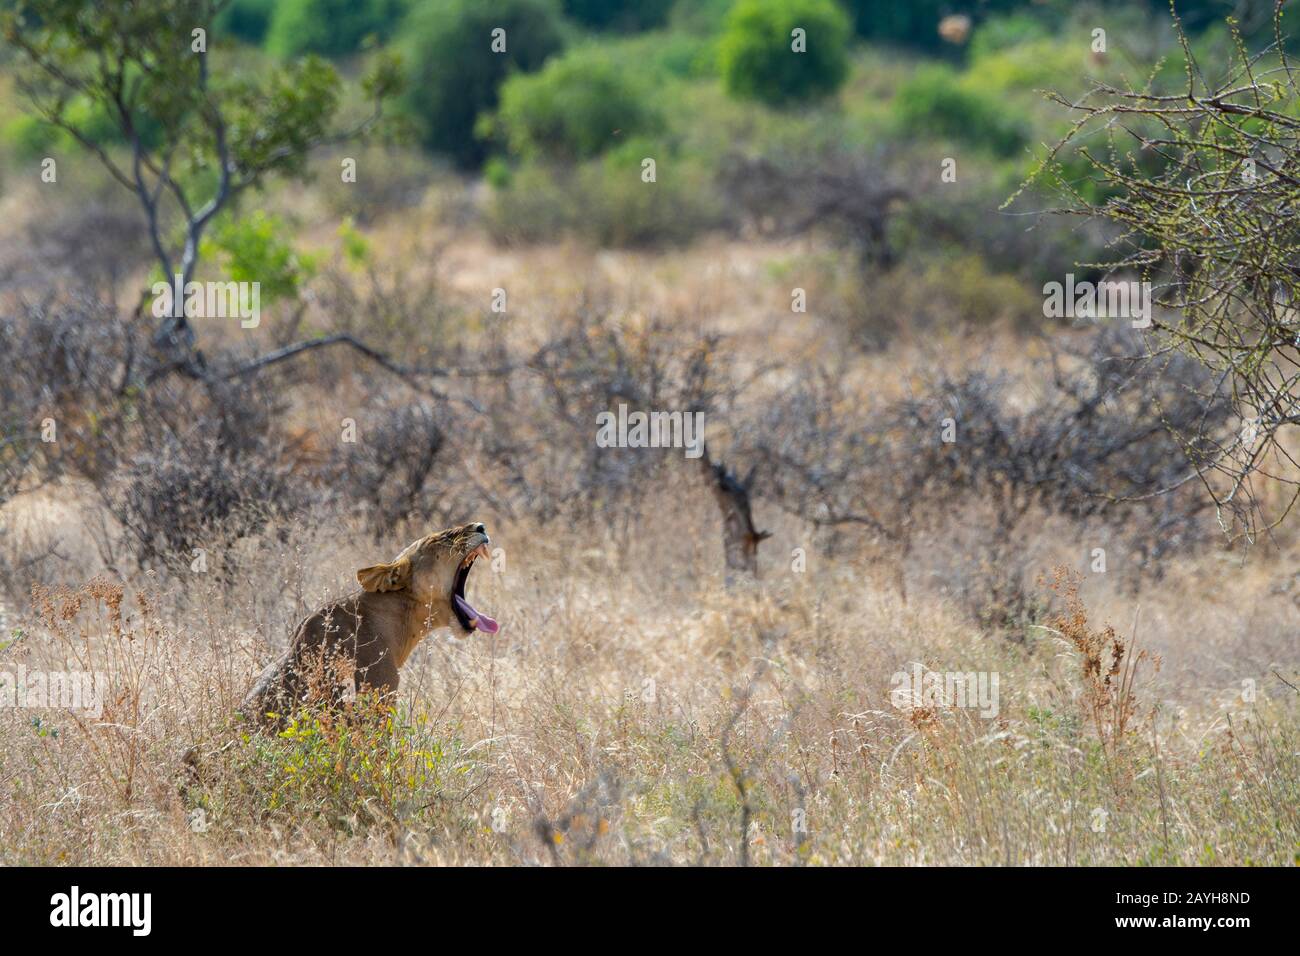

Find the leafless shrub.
xmin=23 ymin=190 xmax=152 ymax=303
xmin=103 ymin=431 xmax=301 ymax=571
xmin=719 ymin=146 xmax=907 ymax=266
xmin=333 ymin=403 xmax=448 ymax=536
xmin=470 ymin=312 xmax=725 ymax=523
xmin=0 ymin=295 xmax=141 ymax=494
xmin=307 ymin=255 xmax=458 ymax=363
xmin=739 ymin=327 xmax=1229 ymax=611
xmin=84 ymin=368 xmax=301 ymax=571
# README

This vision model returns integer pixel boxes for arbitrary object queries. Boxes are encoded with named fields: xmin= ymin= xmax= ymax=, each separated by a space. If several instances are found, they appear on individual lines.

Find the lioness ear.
xmin=357 ymin=557 xmax=411 ymax=592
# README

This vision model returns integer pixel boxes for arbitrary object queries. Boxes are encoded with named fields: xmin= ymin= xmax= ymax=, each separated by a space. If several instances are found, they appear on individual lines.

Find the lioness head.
xmin=356 ymin=522 xmax=500 ymax=634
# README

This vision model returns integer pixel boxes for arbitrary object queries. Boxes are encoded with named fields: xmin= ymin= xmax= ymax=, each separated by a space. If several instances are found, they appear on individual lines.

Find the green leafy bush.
xmin=967 ymin=12 xmax=1051 ymax=59
xmin=214 ymin=0 xmax=276 ymax=45
xmin=718 ymin=0 xmax=851 ymax=106
xmin=1 ymin=94 xmax=161 ymax=159
xmin=563 ymin=0 xmax=673 ymax=31
xmin=842 ymin=0 xmax=1020 ymax=49
xmin=399 ymin=0 xmax=565 ymax=166
xmin=601 ymin=29 xmax=715 ymax=79
xmin=2 ymin=114 xmax=68 ymax=158
xmin=488 ymin=48 xmax=664 ymax=161
xmin=842 ymin=0 xmax=950 ymax=47
xmin=265 ymin=0 xmax=408 ymax=59
xmin=893 ymin=64 xmax=1026 ymax=156
xmin=200 ymin=211 xmax=318 ymax=302
xmin=211 ymin=695 xmax=467 ymax=836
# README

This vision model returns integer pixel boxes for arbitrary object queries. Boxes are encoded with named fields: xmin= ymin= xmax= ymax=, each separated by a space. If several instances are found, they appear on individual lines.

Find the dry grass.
xmin=0 ymin=472 xmax=1296 ymax=866
xmin=0 ymin=194 xmax=1296 ymax=867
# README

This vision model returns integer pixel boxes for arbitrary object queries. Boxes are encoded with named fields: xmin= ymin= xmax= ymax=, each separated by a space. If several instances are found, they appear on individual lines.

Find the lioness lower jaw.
xmin=451 ymin=542 xmax=499 ymax=634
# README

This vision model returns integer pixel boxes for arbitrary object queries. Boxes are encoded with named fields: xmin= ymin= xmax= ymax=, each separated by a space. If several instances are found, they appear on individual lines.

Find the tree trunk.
xmin=700 ymin=446 xmax=771 ymax=582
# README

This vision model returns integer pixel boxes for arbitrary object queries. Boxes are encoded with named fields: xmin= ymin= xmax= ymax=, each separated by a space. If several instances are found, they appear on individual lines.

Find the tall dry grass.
xmin=0 ymin=176 xmax=1296 ymax=866
xmin=0 ymin=475 xmax=1295 ymax=865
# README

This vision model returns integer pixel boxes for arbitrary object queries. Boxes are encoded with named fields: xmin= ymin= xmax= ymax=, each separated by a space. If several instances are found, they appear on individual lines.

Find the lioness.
xmin=239 ymin=522 xmax=500 ymax=725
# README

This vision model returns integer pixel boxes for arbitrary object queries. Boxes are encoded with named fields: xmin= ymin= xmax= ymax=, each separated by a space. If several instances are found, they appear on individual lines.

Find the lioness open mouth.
xmin=452 ymin=542 xmax=499 ymax=634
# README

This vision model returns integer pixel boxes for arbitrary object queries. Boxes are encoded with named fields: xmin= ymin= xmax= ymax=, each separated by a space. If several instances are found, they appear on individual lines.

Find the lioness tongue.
xmin=454 ymin=593 xmax=500 ymax=633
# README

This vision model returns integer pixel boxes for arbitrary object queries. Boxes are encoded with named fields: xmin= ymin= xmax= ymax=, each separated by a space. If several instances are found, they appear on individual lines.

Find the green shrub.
xmin=967 ymin=12 xmax=1050 ymax=59
xmin=718 ymin=0 xmax=851 ymax=107
xmin=842 ymin=0 xmax=949 ymax=47
xmin=265 ymin=0 xmax=408 ymax=59
xmin=214 ymin=0 xmax=276 ymax=45
xmin=2 ymin=114 xmax=67 ymax=158
xmin=200 ymin=211 xmax=318 ymax=302
xmin=563 ymin=0 xmax=673 ymax=31
xmin=399 ymin=0 xmax=565 ymax=167
xmin=842 ymin=0 xmax=1020 ymax=49
xmin=838 ymin=254 xmax=1040 ymax=346
xmin=488 ymin=48 xmax=664 ymax=161
xmin=1 ymin=95 xmax=161 ymax=159
xmin=318 ymin=144 xmax=439 ymax=224
xmin=602 ymin=29 xmax=715 ymax=79
xmin=893 ymin=64 xmax=1026 ymax=156
xmin=667 ymin=0 xmax=735 ymax=34
xmin=207 ymin=695 xmax=468 ymax=837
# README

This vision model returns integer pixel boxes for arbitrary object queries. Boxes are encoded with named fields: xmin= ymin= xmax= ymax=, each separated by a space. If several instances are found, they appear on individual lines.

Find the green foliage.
xmin=337 ymin=217 xmax=371 ymax=266
xmin=1 ymin=90 xmax=163 ymax=159
xmin=667 ymin=0 xmax=736 ymax=34
xmin=222 ymin=695 xmax=464 ymax=833
xmin=214 ymin=0 xmax=276 ymax=45
xmin=967 ymin=12 xmax=1050 ymax=59
xmin=398 ymin=0 xmax=565 ymax=167
xmin=563 ymin=0 xmax=673 ymax=31
xmin=2 ymin=112 xmax=66 ymax=158
xmin=718 ymin=0 xmax=851 ymax=106
xmin=488 ymin=48 xmax=664 ymax=161
xmin=842 ymin=0 xmax=1018 ymax=48
xmin=200 ymin=210 xmax=318 ymax=301
xmin=893 ymin=64 xmax=1026 ymax=156
xmin=265 ymin=0 xmax=408 ymax=59
xmin=602 ymin=29 xmax=716 ymax=80
xmin=223 ymin=56 xmax=343 ymax=180
xmin=1 ymin=0 xmax=400 ymax=310
xmin=0 ymin=1 xmax=391 ymax=210
xmin=842 ymin=0 xmax=949 ymax=46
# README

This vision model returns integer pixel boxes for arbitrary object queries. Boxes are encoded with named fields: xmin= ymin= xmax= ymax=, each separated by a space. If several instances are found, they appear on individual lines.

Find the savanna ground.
xmin=0 ymin=0 xmax=1297 ymax=866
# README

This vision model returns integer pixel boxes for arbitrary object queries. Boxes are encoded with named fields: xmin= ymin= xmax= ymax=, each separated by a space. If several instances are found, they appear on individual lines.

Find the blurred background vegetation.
xmin=2 ymin=0 xmax=1283 ymax=280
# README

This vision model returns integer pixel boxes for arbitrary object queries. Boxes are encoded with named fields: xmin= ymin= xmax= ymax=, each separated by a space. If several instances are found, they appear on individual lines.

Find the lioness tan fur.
xmin=238 ymin=522 xmax=494 ymax=725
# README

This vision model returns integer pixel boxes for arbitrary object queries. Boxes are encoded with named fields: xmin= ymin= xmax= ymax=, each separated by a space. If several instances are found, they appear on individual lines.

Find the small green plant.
xmin=563 ymin=0 xmax=673 ymax=32
xmin=265 ymin=0 xmax=408 ymax=59
xmin=199 ymin=211 xmax=318 ymax=303
xmin=487 ymin=48 xmax=664 ymax=161
xmin=399 ymin=0 xmax=564 ymax=167
xmin=214 ymin=0 xmax=277 ymax=45
xmin=337 ymin=217 xmax=372 ymax=267
xmin=227 ymin=693 xmax=464 ymax=835
xmin=893 ymin=64 xmax=1026 ymax=156
xmin=718 ymin=0 xmax=851 ymax=107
